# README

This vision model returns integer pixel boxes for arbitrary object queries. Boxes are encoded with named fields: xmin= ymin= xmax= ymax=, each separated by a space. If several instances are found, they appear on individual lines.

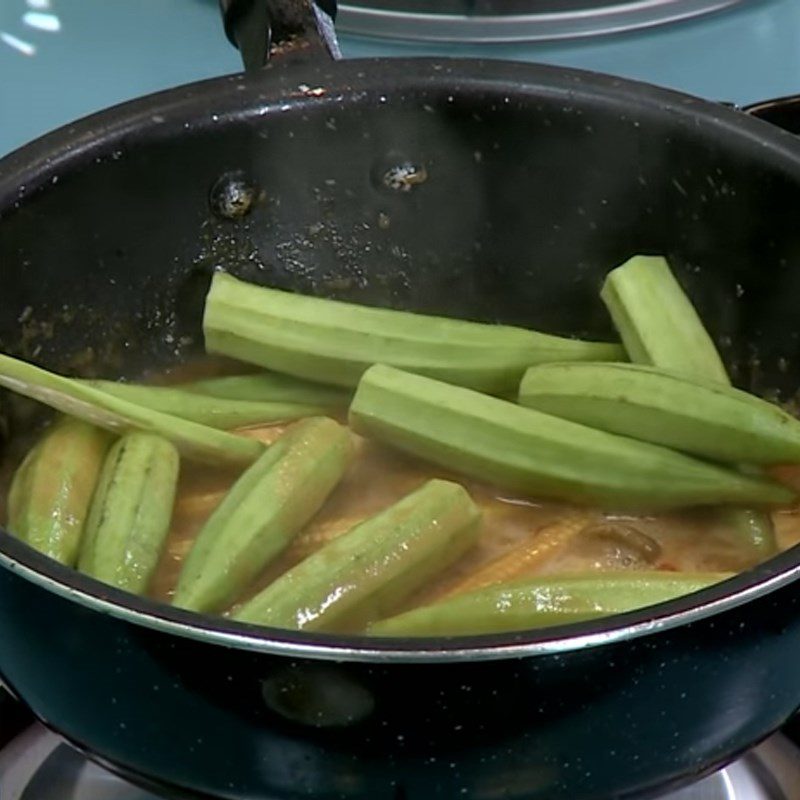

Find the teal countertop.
xmin=1 ymin=0 xmax=799 ymax=158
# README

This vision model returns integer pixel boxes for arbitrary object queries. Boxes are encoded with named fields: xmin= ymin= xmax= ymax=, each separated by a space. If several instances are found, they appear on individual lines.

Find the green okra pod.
xmin=0 ymin=352 xmax=262 ymax=465
xmin=87 ymin=380 xmax=332 ymax=429
xmin=368 ymin=571 xmax=733 ymax=637
xmin=7 ymin=417 xmax=111 ymax=566
xmin=79 ymin=432 xmax=180 ymax=594
xmin=233 ymin=479 xmax=481 ymax=632
xmin=202 ymin=271 xmax=625 ymax=395
xmin=349 ymin=365 xmax=794 ymax=511
xmin=600 ymin=255 xmax=729 ymax=383
xmin=518 ymin=362 xmax=800 ymax=465
xmin=173 ymin=416 xmax=354 ymax=614
xmin=599 ymin=254 xmax=778 ymax=555
xmin=184 ymin=372 xmax=351 ymax=408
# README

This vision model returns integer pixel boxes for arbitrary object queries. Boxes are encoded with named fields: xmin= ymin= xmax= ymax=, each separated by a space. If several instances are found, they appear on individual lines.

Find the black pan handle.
xmin=219 ymin=0 xmax=341 ymax=73
xmin=742 ymin=94 xmax=800 ymax=135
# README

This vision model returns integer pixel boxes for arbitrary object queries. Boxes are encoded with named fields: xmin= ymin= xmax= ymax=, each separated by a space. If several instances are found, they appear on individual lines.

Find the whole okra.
xmin=0 ymin=352 xmax=262 ymax=465
xmin=173 ymin=416 xmax=354 ymax=614
xmin=78 ymin=432 xmax=180 ymax=594
xmin=519 ymin=362 xmax=800 ymax=465
xmin=233 ymin=479 xmax=481 ymax=632
xmin=349 ymin=365 xmax=794 ymax=511
xmin=7 ymin=417 xmax=111 ymax=566
xmin=87 ymin=379 xmax=335 ymax=429
xmin=368 ymin=571 xmax=732 ymax=637
xmin=600 ymin=255 xmax=729 ymax=383
xmin=202 ymin=271 xmax=625 ymax=395
xmin=600 ymin=255 xmax=779 ymax=557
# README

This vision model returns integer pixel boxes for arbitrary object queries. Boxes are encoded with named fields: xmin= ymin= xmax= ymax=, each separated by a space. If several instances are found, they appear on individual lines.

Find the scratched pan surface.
xmin=2 ymin=35 xmax=800 ymax=800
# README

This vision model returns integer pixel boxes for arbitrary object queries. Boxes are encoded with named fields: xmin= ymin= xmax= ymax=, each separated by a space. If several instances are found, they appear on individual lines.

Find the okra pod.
xmin=600 ymin=255 xmax=728 ymax=383
xmin=78 ymin=432 xmax=180 ymax=594
xmin=87 ymin=380 xmax=331 ymax=429
xmin=599 ymin=255 xmax=777 ymax=555
xmin=0 ymin=352 xmax=262 ymax=465
xmin=518 ymin=362 xmax=800 ymax=465
xmin=7 ymin=417 xmax=111 ymax=566
xmin=185 ymin=372 xmax=350 ymax=408
xmin=349 ymin=365 xmax=794 ymax=511
xmin=368 ymin=571 xmax=732 ymax=637
xmin=234 ymin=479 xmax=481 ymax=632
xmin=173 ymin=416 xmax=353 ymax=613
xmin=203 ymin=271 xmax=625 ymax=394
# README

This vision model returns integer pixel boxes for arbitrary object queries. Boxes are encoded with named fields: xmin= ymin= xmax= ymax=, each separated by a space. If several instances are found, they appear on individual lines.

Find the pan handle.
xmin=741 ymin=94 xmax=800 ymax=135
xmin=219 ymin=0 xmax=341 ymax=73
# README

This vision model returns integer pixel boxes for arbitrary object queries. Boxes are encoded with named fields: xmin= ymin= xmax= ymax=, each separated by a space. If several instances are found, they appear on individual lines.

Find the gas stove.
xmin=1 ymin=722 xmax=800 ymax=800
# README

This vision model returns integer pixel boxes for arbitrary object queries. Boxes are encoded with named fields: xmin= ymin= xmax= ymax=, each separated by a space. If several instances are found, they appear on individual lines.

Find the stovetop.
xmin=0 ymin=723 xmax=799 ymax=800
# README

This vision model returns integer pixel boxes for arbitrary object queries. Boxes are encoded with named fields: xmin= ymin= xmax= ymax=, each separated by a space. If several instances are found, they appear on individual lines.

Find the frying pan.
xmin=2 ymin=2 xmax=800 ymax=798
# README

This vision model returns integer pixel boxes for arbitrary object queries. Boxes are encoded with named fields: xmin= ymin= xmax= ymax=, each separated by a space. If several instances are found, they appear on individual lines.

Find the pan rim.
xmin=2 ymin=528 xmax=800 ymax=662
xmin=2 ymin=55 xmax=800 ymax=191
xmin=2 ymin=56 xmax=800 ymax=663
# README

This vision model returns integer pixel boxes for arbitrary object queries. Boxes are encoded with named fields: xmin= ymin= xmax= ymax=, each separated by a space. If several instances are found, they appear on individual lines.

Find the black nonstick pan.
xmin=2 ymin=2 xmax=800 ymax=798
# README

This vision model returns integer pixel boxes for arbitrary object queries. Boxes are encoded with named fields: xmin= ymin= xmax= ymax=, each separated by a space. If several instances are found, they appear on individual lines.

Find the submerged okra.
xmin=0 ymin=353 xmax=262 ymax=465
xmin=7 ymin=417 xmax=111 ymax=566
xmin=349 ymin=365 xmax=794 ymax=510
xmin=87 ymin=380 xmax=334 ymax=430
xmin=234 ymin=479 xmax=481 ymax=632
xmin=368 ymin=571 xmax=733 ymax=636
xmin=79 ymin=432 xmax=180 ymax=594
xmin=202 ymin=271 xmax=625 ymax=394
xmin=173 ymin=417 xmax=353 ymax=614
xmin=599 ymin=255 xmax=777 ymax=556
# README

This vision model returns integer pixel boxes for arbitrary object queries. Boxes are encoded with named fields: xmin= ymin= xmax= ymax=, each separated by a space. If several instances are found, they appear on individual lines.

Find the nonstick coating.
xmin=2 ymin=57 xmax=800 ymax=799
